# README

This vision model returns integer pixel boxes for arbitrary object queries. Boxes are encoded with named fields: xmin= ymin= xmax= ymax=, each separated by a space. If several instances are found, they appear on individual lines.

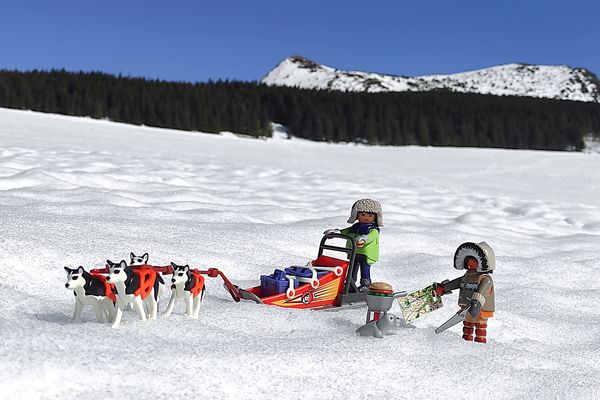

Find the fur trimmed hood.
xmin=347 ymin=198 xmax=383 ymax=227
xmin=453 ymin=242 xmax=495 ymax=272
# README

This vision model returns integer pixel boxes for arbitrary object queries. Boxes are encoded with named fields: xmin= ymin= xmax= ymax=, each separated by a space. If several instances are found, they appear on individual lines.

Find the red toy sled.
xmin=236 ymin=233 xmax=367 ymax=310
xmin=89 ymin=233 xmax=366 ymax=310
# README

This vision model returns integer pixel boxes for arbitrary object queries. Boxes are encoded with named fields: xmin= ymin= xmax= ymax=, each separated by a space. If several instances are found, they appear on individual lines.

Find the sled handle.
xmin=317 ymin=233 xmax=359 ymax=298
xmin=317 ymin=233 xmax=356 ymax=257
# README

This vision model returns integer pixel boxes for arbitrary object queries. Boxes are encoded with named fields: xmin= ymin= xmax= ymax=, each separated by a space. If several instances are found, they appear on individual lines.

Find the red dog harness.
xmin=133 ymin=268 xmax=159 ymax=299
xmin=190 ymin=270 xmax=206 ymax=298
xmin=91 ymin=272 xmax=117 ymax=303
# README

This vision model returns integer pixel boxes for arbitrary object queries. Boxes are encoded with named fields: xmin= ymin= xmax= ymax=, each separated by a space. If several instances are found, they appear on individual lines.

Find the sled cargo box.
xmin=260 ymin=269 xmax=298 ymax=297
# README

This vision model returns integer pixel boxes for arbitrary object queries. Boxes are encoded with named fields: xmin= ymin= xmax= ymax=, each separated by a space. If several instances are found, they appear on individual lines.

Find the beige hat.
xmin=347 ymin=198 xmax=383 ymax=227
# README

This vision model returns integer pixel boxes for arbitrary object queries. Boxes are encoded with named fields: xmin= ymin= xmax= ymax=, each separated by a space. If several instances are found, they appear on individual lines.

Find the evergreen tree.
xmin=0 ymin=69 xmax=599 ymax=150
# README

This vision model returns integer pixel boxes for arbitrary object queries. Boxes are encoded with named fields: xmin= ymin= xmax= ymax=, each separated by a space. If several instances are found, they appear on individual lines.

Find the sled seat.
xmin=309 ymin=255 xmax=348 ymax=278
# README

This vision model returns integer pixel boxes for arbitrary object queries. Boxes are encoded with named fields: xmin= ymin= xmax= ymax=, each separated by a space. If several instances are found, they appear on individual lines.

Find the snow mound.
xmin=263 ymin=56 xmax=600 ymax=103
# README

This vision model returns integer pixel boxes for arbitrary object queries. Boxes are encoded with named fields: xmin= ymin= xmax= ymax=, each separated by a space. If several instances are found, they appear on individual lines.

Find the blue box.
xmin=260 ymin=269 xmax=298 ymax=297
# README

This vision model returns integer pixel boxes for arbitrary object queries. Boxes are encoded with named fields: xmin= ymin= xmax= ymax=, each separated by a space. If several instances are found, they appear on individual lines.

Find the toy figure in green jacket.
xmin=325 ymin=199 xmax=382 ymax=292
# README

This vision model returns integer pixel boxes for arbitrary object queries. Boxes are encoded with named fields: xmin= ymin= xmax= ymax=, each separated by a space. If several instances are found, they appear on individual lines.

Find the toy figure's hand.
xmin=468 ymin=292 xmax=485 ymax=317
xmin=356 ymin=235 xmax=368 ymax=247
xmin=323 ymin=229 xmax=341 ymax=235
xmin=468 ymin=299 xmax=482 ymax=317
xmin=432 ymin=283 xmax=446 ymax=297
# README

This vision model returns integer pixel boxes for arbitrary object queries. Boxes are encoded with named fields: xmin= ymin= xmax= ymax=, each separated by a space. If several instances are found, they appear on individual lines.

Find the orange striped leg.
xmin=462 ymin=321 xmax=474 ymax=341
xmin=474 ymin=322 xmax=487 ymax=344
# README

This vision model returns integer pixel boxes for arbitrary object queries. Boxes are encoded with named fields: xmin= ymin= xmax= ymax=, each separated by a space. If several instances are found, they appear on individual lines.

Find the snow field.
xmin=0 ymin=108 xmax=599 ymax=399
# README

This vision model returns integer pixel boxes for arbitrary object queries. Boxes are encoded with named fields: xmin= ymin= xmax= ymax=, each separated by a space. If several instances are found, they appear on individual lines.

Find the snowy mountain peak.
xmin=262 ymin=56 xmax=600 ymax=103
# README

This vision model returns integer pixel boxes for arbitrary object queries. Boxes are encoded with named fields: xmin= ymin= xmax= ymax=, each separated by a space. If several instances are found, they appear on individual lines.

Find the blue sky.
xmin=1 ymin=0 xmax=599 ymax=82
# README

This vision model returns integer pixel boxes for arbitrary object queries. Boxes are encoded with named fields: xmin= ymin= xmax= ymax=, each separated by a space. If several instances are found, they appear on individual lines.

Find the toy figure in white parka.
xmin=164 ymin=262 xmax=206 ymax=319
xmin=64 ymin=266 xmax=116 ymax=323
xmin=433 ymin=242 xmax=496 ymax=343
xmin=325 ymin=198 xmax=382 ymax=292
xmin=105 ymin=259 xmax=164 ymax=328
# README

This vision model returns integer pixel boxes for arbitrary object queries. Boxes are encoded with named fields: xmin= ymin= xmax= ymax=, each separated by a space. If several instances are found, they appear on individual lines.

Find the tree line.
xmin=0 ymin=69 xmax=599 ymax=151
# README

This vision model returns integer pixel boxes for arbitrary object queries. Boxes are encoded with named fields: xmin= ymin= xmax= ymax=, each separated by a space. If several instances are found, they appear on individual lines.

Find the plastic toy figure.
xmin=64 ymin=266 xmax=116 ymax=323
xmin=356 ymin=282 xmax=405 ymax=338
xmin=105 ymin=259 xmax=164 ymax=328
xmin=433 ymin=242 xmax=495 ymax=343
xmin=164 ymin=263 xmax=206 ymax=319
xmin=325 ymin=198 xmax=382 ymax=292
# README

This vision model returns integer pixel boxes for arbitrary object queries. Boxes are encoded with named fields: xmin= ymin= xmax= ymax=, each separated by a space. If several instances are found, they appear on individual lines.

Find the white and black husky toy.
xmin=126 ymin=252 xmax=152 ymax=309
xmin=164 ymin=263 xmax=205 ymax=319
xmin=64 ymin=266 xmax=116 ymax=323
xmin=106 ymin=259 xmax=164 ymax=328
xmin=130 ymin=251 xmax=171 ymax=297
xmin=129 ymin=252 xmax=149 ymax=266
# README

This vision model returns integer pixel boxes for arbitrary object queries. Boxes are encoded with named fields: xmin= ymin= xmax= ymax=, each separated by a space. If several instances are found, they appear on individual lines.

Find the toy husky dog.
xmin=126 ymin=252 xmax=152 ymax=310
xmin=106 ymin=259 xmax=164 ymax=328
xmin=164 ymin=263 xmax=205 ymax=319
xmin=64 ymin=266 xmax=116 ymax=323
xmin=130 ymin=252 xmax=170 ymax=298
xmin=129 ymin=252 xmax=149 ymax=266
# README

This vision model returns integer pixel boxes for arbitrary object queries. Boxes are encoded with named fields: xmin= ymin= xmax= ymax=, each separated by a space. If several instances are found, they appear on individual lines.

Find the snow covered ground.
xmin=1 ymin=107 xmax=599 ymax=399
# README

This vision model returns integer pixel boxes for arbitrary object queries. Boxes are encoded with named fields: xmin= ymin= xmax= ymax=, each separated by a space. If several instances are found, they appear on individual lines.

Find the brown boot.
xmin=462 ymin=321 xmax=474 ymax=341
xmin=474 ymin=322 xmax=487 ymax=343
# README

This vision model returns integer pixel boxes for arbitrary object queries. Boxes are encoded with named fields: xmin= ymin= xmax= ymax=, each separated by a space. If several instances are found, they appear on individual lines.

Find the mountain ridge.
xmin=262 ymin=56 xmax=600 ymax=103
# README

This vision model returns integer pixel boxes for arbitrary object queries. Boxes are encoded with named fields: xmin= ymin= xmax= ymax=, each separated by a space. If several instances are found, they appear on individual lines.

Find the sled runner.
xmin=236 ymin=233 xmax=368 ymax=310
